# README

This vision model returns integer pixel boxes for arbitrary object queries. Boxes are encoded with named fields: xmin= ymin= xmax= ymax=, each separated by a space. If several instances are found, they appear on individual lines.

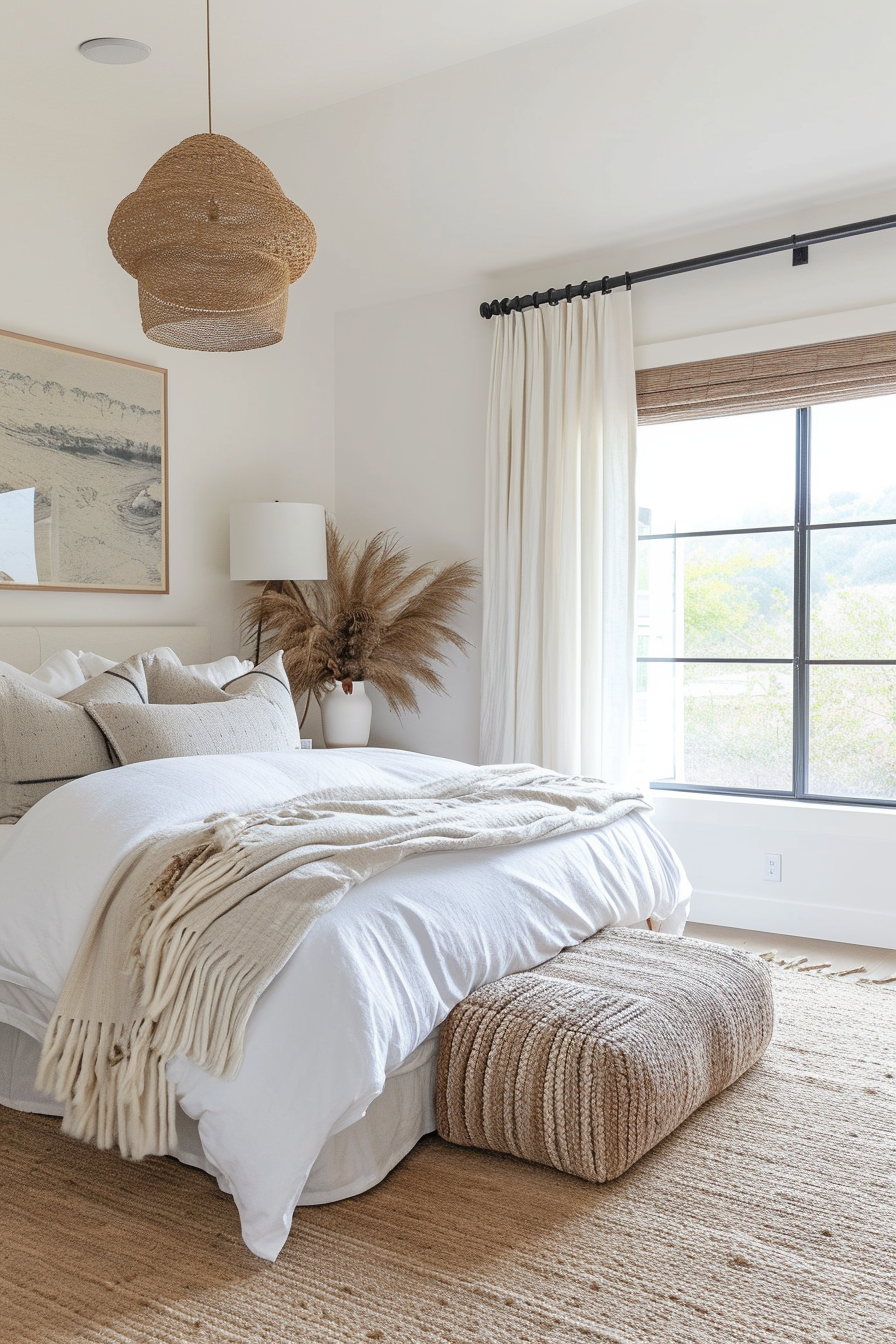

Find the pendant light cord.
xmin=206 ymin=0 xmax=212 ymax=134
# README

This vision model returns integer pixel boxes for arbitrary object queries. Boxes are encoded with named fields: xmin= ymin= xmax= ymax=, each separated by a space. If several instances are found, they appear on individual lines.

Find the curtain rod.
xmin=478 ymin=211 xmax=896 ymax=319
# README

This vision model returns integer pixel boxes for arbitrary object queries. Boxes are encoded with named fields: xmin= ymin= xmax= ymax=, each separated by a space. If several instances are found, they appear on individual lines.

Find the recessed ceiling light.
xmin=79 ymin=37 xmax=151 ymax=65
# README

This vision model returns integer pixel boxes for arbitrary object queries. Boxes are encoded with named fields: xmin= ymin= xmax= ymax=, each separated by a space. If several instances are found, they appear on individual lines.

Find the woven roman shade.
xmin=636 ymin=330 xmax=896 ymax=423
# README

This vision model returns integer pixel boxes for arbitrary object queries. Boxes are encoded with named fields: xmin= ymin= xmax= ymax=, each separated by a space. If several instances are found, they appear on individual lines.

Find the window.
xmin=634 ymin=394 xmax=896 ymax=805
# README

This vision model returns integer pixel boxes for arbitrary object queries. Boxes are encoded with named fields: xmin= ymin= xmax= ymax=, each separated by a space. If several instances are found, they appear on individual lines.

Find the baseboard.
xmin=688 ymin=889 xmax=896 ymax=951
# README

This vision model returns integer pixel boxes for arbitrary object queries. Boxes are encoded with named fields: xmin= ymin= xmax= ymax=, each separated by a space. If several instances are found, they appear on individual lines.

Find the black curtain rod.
xmin=479 ymin=210 xmax=896 ymax=318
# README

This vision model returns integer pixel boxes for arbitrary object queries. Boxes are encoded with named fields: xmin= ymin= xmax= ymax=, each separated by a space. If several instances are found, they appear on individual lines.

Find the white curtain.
xmin=480 ymin=291 xmax=637 ymax=779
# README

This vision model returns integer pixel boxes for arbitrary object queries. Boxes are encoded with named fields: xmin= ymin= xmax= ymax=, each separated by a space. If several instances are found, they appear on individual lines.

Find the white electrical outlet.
xmin=764 ymin=853 xmax=782 ymax=882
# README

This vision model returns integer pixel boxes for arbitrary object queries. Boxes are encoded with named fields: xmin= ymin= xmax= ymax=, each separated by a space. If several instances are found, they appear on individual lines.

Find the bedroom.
xmin=0 ymin=1 xmax=893 ymax=1340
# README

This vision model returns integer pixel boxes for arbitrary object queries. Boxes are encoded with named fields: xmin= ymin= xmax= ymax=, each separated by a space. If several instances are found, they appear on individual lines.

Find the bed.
xmin=0 ymin=625 xmax=690 ymax=1260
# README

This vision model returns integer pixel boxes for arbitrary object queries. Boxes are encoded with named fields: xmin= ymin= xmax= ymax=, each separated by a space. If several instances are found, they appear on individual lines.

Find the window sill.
xmin=647 ymin=788 xmax=896 ymax=823
xmin=652 ymin=784 xmax=896 ymax=806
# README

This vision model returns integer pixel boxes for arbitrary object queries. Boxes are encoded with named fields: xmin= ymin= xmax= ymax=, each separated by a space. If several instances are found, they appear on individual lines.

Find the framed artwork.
xmin=0 ymin=327 xmax=167 ymax=593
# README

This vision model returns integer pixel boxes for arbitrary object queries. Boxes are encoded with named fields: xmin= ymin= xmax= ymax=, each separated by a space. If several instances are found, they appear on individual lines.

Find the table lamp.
xmin=230 ymin=501 xmax=328 ymax=663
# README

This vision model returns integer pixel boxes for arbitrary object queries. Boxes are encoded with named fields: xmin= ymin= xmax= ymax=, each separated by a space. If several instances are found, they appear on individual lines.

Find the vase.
xmin=320 ymin=680 xmax=373 ymax=748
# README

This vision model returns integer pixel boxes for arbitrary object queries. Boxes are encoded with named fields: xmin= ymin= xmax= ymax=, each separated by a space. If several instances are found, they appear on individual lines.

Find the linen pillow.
xmin=0 ymin=650 xmax=86 ymax=698
xmin=220 ymin=651 xmax=295 ymax=714
xmin=62 ymin=660 xmax=149 ymax=706
xmin=0 ymin=667 xmax=144 ymax=821
xmin=85 ymin=652 xmax=300 ymax=765
xmin=134 ymin=646 xmax=289 ymax=708
xmin=93 ymin=646 xmax=256 ymax=704
xmin=137 ymin=647 xmax=229 ymax=705
xmin=78 ymin=649 xmax=252 ymax=695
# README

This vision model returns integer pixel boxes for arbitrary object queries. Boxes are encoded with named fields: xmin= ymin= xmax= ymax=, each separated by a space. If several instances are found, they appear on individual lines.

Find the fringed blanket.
xmin=37 ymin=764 xmax=647 ymax=1160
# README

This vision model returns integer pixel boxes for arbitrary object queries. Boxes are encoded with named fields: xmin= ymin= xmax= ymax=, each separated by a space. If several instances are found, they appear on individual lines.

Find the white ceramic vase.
xmin=320 ymin=680 xmax=373 ymax=748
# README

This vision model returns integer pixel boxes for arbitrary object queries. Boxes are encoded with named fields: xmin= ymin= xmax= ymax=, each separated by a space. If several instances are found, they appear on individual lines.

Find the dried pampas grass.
xmin=243 ymin=519 xmax=478 ymax=715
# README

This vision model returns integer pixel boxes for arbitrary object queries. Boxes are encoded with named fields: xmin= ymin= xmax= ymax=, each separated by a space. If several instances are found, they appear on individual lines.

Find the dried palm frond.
xmin=242 ymin=519 xmax=479 ymax=715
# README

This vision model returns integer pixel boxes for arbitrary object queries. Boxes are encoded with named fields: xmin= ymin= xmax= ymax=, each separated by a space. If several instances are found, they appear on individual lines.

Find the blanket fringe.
xmin=38 ymin=842 xmax=254 ymax=1159
xmin=37 ymin=1014 xmax=176 ymax=1158
xmin=38 ymin=941 xmax=266 ymax=1158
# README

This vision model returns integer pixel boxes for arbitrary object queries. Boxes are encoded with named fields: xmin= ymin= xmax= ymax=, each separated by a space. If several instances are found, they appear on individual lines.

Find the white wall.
xmin=335 ymin=286 xmax=490 ymax=761
xmin=650 ymin=792 xmax=896 ymax=949
xmin=0 ymin=116 xmax=334 ymax=660
xmin=333 ymin=190 xmax=896 ymax=946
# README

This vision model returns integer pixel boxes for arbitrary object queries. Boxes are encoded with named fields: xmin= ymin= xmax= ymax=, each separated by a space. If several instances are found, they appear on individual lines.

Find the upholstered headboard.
xmin=0 ymin=626 xmax=211 ymax=673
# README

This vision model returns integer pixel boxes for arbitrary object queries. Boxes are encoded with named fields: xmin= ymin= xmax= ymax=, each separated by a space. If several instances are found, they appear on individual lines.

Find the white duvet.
xmin=0 ymin=748 xmax=689 ymax=1259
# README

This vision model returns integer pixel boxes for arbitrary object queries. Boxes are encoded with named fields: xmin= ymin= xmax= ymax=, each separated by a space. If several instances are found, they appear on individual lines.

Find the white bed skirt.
xmin=0 ymin=1020 xmax=438 ymax=1206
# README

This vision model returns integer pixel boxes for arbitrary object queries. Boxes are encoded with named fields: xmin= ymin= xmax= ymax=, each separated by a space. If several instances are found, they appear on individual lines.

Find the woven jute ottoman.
xmin=436 ymin=927 xmax=774 ymax=1183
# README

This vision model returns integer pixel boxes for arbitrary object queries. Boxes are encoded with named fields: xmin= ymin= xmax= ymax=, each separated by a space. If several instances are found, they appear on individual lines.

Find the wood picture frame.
xmin=0 ymin=327 xmax=168 ymax=594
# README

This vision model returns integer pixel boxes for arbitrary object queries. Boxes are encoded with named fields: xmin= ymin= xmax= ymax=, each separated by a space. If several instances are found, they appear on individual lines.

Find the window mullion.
xmin=794 ymin=407 xmax=810 ymax=798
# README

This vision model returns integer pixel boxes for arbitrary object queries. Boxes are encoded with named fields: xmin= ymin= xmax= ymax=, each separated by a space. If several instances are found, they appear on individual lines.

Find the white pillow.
xmin=0 ymin=650 xmax=86 ymax=698
xmin=77 ymin=651 xmax=117 ymax=679
xmin=184 ymin=654 xmax=254 ymax=685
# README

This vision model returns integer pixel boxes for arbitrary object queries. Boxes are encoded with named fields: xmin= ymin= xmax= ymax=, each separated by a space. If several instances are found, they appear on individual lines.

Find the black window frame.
xmin=638 ymin=402 xmax=896 ymax=808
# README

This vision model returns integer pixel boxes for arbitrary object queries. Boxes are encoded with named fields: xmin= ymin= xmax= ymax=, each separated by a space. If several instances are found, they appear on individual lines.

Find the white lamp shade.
xmin=230 ymin=502 xmax=328 ymax=581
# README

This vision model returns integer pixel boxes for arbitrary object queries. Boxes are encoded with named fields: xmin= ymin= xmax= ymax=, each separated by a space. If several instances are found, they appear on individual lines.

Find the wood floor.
xmin=686 ymin=922 xmax=896 ymax=981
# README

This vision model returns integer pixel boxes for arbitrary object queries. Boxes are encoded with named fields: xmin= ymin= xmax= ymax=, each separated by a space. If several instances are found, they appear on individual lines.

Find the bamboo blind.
xmin=636 ymin=330 xmax=896 ymax=424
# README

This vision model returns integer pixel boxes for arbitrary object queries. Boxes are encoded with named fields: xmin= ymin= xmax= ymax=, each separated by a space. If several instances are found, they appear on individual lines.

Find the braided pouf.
xmin=436 ymin=927 xmax=774 ymax=1182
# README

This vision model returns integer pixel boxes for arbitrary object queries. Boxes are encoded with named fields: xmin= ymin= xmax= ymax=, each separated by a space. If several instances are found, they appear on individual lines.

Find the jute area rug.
xmin=0 ymin=970 xmax=892 ymax=1344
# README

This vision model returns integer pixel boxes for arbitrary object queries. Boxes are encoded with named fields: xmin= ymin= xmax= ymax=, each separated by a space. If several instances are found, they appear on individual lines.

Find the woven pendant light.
xmin=107 ymin=5 xmax=315 ymax=351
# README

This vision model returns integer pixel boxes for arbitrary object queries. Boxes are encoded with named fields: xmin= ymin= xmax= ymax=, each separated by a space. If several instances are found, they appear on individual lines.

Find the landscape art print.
xmin=0 ymin=328 xmax=167 ymax=593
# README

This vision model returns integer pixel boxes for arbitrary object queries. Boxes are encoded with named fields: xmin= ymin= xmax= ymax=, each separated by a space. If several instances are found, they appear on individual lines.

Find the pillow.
xmin=187 ymin=654 xmax=254 ymax=685
xmin=79 ymin=646 xmax=256 ymax=704
xmin=0 ymin=667 xmax=144 ymax=821
xmin=0 ymin=650 xmax=86 ymax=698
xmin=85 ymin=652 xmax=300 ymax=765
xmin=136 ymin=647 xmax=228 ymax=705
xmin=220 ymin=651 xmax=295 ymax=712
xmin=76 ymin=651 xmax=117 ymax=679
xmin=62 ymin=659 xmax=149 ymax=706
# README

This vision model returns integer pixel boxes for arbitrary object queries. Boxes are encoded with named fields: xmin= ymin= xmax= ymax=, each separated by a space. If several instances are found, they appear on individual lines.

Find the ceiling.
xmin=6 ymin=0 xmax=896 ymax=317
xmin=245 ymin=0 xmax=896 ymax=311
xmin=1 ymin=0 xmax=644 ymax=138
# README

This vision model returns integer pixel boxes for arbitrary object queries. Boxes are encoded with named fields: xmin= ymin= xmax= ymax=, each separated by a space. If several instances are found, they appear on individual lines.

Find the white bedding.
xmin=0 ymin=748 xmax=689 ymax=1260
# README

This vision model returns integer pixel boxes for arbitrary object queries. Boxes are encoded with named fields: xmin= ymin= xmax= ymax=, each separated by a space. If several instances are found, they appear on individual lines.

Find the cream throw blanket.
xmin=37 ymin=764 xmax=647 ymax=1160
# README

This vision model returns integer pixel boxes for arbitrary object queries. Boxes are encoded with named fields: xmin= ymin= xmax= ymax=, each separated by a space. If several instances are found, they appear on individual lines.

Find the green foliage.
xmin=808 ymin=590 xmax=896 ymax=797
xmin=683 ymin=551 xmax=755 ymax=654
xmin=674 ymin=550 xmax=896 ymax=798
xmin=682 ymin=546 xmax=790 ymax=658
xmin=682 ymin=663 xmax=792 ymax=791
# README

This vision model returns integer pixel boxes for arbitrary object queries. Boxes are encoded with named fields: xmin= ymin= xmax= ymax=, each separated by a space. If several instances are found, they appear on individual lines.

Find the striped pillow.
xmin=85 ymin=651 xmax=299 ymax=765
xmin=0 ymin=666 xmax=144 ymax=821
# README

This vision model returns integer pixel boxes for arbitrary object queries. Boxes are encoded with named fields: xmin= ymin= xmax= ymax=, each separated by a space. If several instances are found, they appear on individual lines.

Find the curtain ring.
xmin=532 ymin=290 xmax=541 ymax=309
xmin=547 ymin=287 xmax=559 ymax=306
xmin=580 ymin=281 xmax=590 ymax=300
xmin=500 ymin=297 xmax=512 ymax=315
xmin=601 ymin=275 xmax=611 ymax=295
xmin=565 ymin=284 xmax=573 ymax=303
xmin=511 ymin=295 xmax=521 ymax=312
xmin=625 ymin=272 xmax=632 ymax=291
xmin=490 ymin=299 xmax=501 ymax=316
